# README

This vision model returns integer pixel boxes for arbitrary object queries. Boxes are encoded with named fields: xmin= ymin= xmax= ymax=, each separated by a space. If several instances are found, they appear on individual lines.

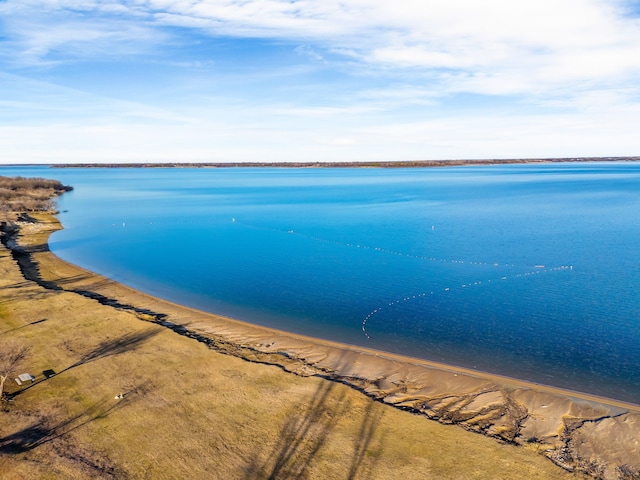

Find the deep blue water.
xmin=2 ymin=163 xmax=639 ymax=403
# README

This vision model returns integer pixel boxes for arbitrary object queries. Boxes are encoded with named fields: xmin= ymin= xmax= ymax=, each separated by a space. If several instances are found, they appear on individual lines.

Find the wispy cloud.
xmin=5 ymin=1 xmax=640 ymax=80
xmin=0 ymin=0 xmax=639 ymax=162
xmin=0 ymin=72 xmax=192 ymax=124
xmin=1 ymin=3 xmax=636 ymax=74
xmin=0 ymin=2 xmax=162 ymax=66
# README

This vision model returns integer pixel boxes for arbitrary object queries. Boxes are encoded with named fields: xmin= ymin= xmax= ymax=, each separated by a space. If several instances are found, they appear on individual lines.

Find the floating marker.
xmin=228 ymin=218 xmax=574 ymax=341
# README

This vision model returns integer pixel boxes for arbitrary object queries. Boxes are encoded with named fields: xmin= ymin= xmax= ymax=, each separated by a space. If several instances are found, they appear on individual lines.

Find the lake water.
xmin=2 ymin=163 xmax=639 ymax=403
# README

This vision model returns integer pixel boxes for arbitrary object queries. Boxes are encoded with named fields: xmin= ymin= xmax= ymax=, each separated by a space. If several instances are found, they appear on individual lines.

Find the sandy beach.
xmin=2 ymin=212 xmax=639 ymax=479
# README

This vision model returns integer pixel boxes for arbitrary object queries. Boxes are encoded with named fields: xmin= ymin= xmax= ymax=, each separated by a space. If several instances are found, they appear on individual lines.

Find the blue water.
xmin=2 ymin=163 xmax=639 ymax=403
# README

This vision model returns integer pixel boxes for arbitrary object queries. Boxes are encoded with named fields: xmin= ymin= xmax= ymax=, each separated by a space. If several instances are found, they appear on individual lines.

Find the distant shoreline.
xmin=48 ymin=156 xmax=640 ymax=168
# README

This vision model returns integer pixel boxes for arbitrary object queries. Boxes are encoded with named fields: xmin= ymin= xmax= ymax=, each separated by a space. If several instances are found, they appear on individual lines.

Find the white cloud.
xmin=1 ymin=0 xmax=640 ymax=163
xmin=1 ymin=0 xmax=636 ymax=100
xmin=3 ymin=1 xmax=640 ymax=87
xmin=0 ymin=2 xmax=164 ymax=66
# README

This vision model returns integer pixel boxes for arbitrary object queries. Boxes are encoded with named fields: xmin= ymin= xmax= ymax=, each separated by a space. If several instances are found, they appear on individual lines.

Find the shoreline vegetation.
xmin=45 ymin=155 xmax=640 ymax=168
xmin=0 ymin=176 xmax=72 ymax=214
xmin=1 ymin=175 xmax=638 ymax=479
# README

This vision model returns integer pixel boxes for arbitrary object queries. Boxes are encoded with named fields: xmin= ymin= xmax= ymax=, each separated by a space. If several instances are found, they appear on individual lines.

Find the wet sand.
xmin=7 ymin=213 xmax=640 ymax=479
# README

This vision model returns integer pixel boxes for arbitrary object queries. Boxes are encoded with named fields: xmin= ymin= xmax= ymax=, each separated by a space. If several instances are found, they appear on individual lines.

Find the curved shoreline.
xmin=19 ymin=215 xmax=640 ymax=413
xmin=6 ymin=212 xmax=640 ymax=479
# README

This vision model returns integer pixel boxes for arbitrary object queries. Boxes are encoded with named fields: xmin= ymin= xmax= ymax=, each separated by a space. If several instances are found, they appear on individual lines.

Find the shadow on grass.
xmin=0 ymin=318 xmax=47 ymax=336
xmin=0 ymin=271 xmax=100 ymax=306
xmin=0 ymin=383 xmax=148 ymax=454
xmin=346 ymin=401 xmax=386 ymax=480
xmin=244 ymin=379 xmax=385 ymax=480
xmin=9 ymin=329 xmax=160 ymax=398
xmin=0 ymin=283 xmax=60 ymax=304
xmin=244 ymin=381 xmax=347 ymax=479
xmin=63 ymin=328 xmax=161 ymax=372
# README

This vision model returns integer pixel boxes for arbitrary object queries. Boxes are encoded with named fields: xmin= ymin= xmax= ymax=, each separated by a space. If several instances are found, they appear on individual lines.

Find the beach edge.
xmin=5 ymin=212 xmax=640 ymax=479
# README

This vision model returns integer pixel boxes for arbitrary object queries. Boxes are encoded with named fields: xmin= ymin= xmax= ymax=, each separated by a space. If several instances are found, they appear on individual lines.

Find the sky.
xmin=1 ymin=0 xmax=640 ymax=164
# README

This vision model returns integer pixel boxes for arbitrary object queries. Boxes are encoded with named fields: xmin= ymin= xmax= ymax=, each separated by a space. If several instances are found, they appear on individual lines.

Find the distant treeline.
xmin=52 ymin=156 xmax=640 ymax=169
xmin=0 ymin=176 xmax=73 ymax=214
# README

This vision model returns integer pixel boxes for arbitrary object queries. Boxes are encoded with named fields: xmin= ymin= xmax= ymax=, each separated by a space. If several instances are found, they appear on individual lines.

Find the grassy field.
xmin=0 ymin=216 xmax=588 ymax=479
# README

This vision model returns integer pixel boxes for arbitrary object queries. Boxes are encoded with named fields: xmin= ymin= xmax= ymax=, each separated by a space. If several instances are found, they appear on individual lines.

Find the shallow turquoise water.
xmin=2 ymin=163 xmax=639 ymax=402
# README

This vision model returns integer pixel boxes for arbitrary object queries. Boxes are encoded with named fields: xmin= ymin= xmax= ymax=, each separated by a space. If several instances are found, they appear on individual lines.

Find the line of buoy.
xmin=231 ymin=218 xmax=539 ymax=270
xmin=360 ymin=265 xmax=573 ymax=339
xmin=227 ymin=218 xmax=575 ymax=342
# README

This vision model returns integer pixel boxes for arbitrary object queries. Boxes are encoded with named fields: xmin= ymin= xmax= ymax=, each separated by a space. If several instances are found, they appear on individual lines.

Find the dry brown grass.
xmin=0 ymin=221 xmax=589 ymax=479
xmin=0 ymin=176 xmax=72 ymax=218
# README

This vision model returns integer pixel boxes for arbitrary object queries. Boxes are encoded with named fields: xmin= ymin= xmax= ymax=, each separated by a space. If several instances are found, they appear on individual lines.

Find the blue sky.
xmin=1 ymin=0 xmax=640 ymax=163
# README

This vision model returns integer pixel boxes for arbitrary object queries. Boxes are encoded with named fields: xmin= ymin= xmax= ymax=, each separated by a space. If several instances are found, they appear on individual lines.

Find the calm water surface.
xmin=2 ymin=163 xmax=639 ymax=403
